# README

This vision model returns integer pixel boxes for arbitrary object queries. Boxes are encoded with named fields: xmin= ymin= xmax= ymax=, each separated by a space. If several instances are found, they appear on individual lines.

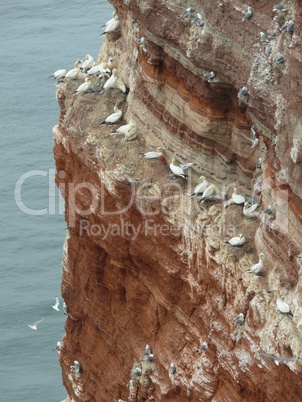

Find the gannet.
xmin=247 ymin=253 xmax=265 ymax=274
xmin=87 ymin=59 xmax=107 ymax=75
xmin=190 ymin=176 xmax=209 ymax=197
xmin=240 ymin=125 xmax=258 ymax=148
xmin=28 ymin=318 xmax=45 ymax=331
xmin=170 ymin=158 xmax=187 ymax=179
xmin=276 ymin=291 xmax=293 ymax=316
xmin=200 ymin=184 xmax=219 ymax=201
xmin=242 ymin=6 xmax=253 ymax=20
xmin=260 ymin=32 xmax=269 ymax=43
xmin=65 ymin=61 xmax=81 ymax=79
xmin=75 ymin=77 xmax=92 ymax=94
xmin=243 ymin=202 xmax=260 ymax=218
xmin=125 ymin=125 xmax=137 ymax=142
xmin=107 ymin=57 xmax=115 ymax=71
xmin=100 ymin=14 xmax=120 ymax=35
xmin=100 ymin=103 xmax=122 ymax=125
xmin=70 ymin=360 xmax=81 ymax=374
xmin=224 ymin=234 xmax=246 ymax=246
xmin=232 ymin=187 xmax=245 ymax=204
xmin=197 ymin=341 xmax=208 ymax=352
xmin=101 ymin=10 xmax=116 ymax=29
xmin=111 ymin=122 xmax=135 ymax=135
xmin=102 ymin=68 xmax=117 ymax=90
xmin=140 ymin=147 xmax=163 ymax=159
xmin=233 ymin=313 xmax=245 ymax=325
xmin=259 ymin=352 xmax=297 ymax=366
xmin=51 ymin=296 xmax=60 ymax=311
xmin=81 ymin=54 xmax=94 ymax=71
xmin=49 ymin=69 xmax=67 ymax=80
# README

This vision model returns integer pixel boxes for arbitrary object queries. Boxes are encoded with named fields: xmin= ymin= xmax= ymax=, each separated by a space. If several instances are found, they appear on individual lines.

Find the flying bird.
xmin=28 ymin=318 xmax=45 ymax=331
xmin=52 ymin=296 xmax=60 ymax=311
xmin=65 ymin=60 xmax=81 ymax=79
xmin=240 ymin=125 xmax=258 ymax=148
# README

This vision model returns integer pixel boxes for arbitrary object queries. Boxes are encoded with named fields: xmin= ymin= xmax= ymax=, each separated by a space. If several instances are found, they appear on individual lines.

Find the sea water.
xmin=0 ymin=0 xmax=112 ymax=400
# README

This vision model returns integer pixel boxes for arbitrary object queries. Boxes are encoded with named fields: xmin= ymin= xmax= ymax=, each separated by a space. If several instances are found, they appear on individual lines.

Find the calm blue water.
xmin=0 ymin=1 xmax=112 ymax=400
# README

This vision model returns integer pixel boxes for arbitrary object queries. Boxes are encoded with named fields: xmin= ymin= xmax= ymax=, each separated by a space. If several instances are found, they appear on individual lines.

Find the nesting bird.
xmin=276 ymin=291 xmax=293 ymax=317
xmin=200 ymin=184 xmax=220 ymax=201
xmin=246 ymin=253 xmax=265 ymax=275
xmin=238 ymin=86 xmax=248 ymax=98
xmin=140 ymin=147 xmax=164 ymax=159
xmin=243 ymin=202 xmax=260 ymax=218
xmin=242 ymin=6 xmax=253 ymax=21
xmin=65 ymin=60 xmax=81 ymax=79
xmin=203 ymin=71 xmax=216 ymax=80
xmin=63 ymin=301 xmax=68 ymax=315
xmin=125 ymin=125 xmax=138 ymax=142
xmin=224 ymin=187 xmax=245 ymax=208
xmin=53 ymin=341 xmax=62 ymax=353
xmin=197 ymin=341 xmax=208 ymax=352
xmin=81 ymin=54 xmax=94 ymax=72
xmin=260 ymin=32 xmax=269 ymax=43
xmin=100 ymin=14 xmax=120 ymax=35
xmin=75 ymin=77 xmax=92 ymax=94
xmin=100 ymin=103 xmax=123 ymax=125
xmin=169 ymin=363 xmax=176 ymax=374
xmin=169 ymin=158 xmax=187 ymax=179
xmin=70 ymin=360 xmax=81 ymax=374
xmin=190 ymin=176 xmax=209 ymax=198
xmin=224 ymin=234 xmax=246 ymax=246
xmin=280 ymin=20 xmax=294 ymax=33
xmin=273 ymin=4 xmax=288 ymax=12
xmin=49 ymin=69 xmax=67 ymax=81
xmin=233 ymin=313 xmax=245 ymax=325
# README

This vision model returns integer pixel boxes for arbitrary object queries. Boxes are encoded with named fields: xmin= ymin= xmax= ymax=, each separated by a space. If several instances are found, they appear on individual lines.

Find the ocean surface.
xmin=0 ymin=1 xmax=112 ymax=400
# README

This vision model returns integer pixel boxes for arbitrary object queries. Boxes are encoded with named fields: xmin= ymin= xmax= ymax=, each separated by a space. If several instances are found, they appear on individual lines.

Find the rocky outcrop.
xmin=54 ymin=1 xmax=302 ymax=401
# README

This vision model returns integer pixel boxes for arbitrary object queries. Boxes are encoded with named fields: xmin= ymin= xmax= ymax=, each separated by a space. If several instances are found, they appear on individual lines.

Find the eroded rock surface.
xmin=54 ymin=1 xmax=302 ymax=401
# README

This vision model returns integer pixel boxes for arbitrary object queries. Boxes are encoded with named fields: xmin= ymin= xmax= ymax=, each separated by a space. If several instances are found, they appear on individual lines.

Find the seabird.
xmin=243 ymin=202 xmax=260 ymax=218
xmin=169 ymin=158 xmax=187 ymax=179
xmin=145 ymin=344 xmax=152 ymax=355
xmin=140 ymin=147 xmax=164 ymax=159
xmin=190 ymin=176 xmax=209 ymax=197
xmin=192 ymin=13 xmax=205 ymax=27
xmin=224 ymin=234 xmax=246 ymax=246
xmin=100 ymin=103 xmax=122 ymax=125
xmin=268 ymin=32 xmax=277 ymax=40
xmin=131 ymin=367 xmax=142 ymax=376
xmin=259 ymin=352 xmax=297 ymax=366
xmin=53 ymin=341 xmax=62 ymax=353
xmin=256 ymin=157 xmax=266 ymax=169
xmin=136 ymin=37 xmax=148 ymax=53
xmin=142 ymin=353 xmax=154 ymax=361
xmin=280 ymin=20 xmax=294 ymax=33
xmin=81 ymin=54 xmax=94 ymax=72
xmin=247 ymin=253 xmax=265 ymax=274
xmin=240 ymin=125 xmax=258 ymax=148
xmin=242 ymin=6 xmax=253 ymax=21
xmin=111 ymin=122 xmax=135 ymax=135
xmin=88 ymin=60 xmax=109 ymax=76
xmin=75 ymin=77 xmax=92 ymax=94
xmin=238 ymin=86 xmax=248 ymax=97
xmin=260 ymin=32 xmax=269 ymax=43
xmin=125 ymin=125 xmax=137 ymax=142
xmin=49 ymin=69 xmax=67 ymax=80
xmin=169 ymin=363 xmax=176 ymax=374
xmin=273 ymin=4 xmax=288 ymax=12
xmin=51 ymin=296 xmax=60 ymax=311
xmin=179 ymin=162 xmax=194 ymax=171
xmin=276 ymin=291 xmax=293 ymax=316
xmin=70 ymin=360 xmax=81 ymax=374
xmin=65 ymin=61 xmax=81 ymax=79
xmin=101 ymin=10 xmax=116 ymax=29
xmin=262 ymin=205 xmax=274 ymax=215
xmin=28 ymin=318 xmax=45 ymax=331
xmin=102 ymin=68 xmax=118 ymax=91
xmin=224 ymin=187 xmax=245 ymax=208
xmin=275 ymin=53 xmax=285 ymax=64
xmin=181 ymin=8 xmax=193 ymax=19
xmin=197 ymin=341 xmax=208 ymax=352
xmin=203 ymin=71 xmax=216 ymax=80
xmin=100 ymin=14 xmax=120 ymax=35
xmin=63 ymin=301 xmax=68 ymax=315
xmin=200 ymin=184 xmax=219 ymax=201
xmin=233 ymin=313 xmax=245 ymax=325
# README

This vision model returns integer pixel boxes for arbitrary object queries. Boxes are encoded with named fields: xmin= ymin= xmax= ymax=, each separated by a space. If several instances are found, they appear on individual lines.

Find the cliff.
xmin=53 ymin=1 xmax=302 ymax=401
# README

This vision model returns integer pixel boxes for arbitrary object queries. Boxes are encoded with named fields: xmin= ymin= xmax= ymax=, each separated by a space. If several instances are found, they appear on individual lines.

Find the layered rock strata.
xmin=53 ymin=1 xmax=302 ymax=401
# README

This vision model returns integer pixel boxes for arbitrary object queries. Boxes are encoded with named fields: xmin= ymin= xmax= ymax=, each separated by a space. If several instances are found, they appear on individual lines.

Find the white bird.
xmin=81 ymin=54 xmax=94 ymax=71
xmin=70 ymin=360 xmax=81 ymax=374
xmin=52 ymin=296 xmax=60 ymax=311
xmin=53 ymin=341 xmax=62 ymax=353
xmin=200 ymin=184 xmax=219 ymax=201
xmin=63 ymin=301 xmax=68 ymax=315
xmin=233 ymin=313 xmax=245 ymax=325
xmin=101 ymin=11 xmax=116 ymax=29
xmin=259 ymin=352 xmax=297 ymax=366
xmin=276 ymin=291 xmax=292 ymax=316
xmin=65 ymin=61 xmax=81 ymax=79
xmin=240 ymin=125 xmax=258 ymax=148
xmin=111 ymin=122 xmax=135 ymax=135
xmin=169 ymin=363 xmax=176 ymax=374
xmin=243 ymin=202 xmax=260 ymax=218
xmin=169 ymin=158 xmax=187 ymax=179
xmin=242 ymin=6 xmax=253 ymax=21
xmin=125 ymin=125 xmax=137 ymax=142
xmin=102 ymin=68 xmax=118 ymax=91
xmin=190 ymin=176 xmax=209 ymax=197
xmin=224 ymin=234 xmax=246 ymax=246
xmin=100 ymin=103 xmax=122 ymax=125
xmin=28 ymin=318 xmax=45 ymax=331
xmin=49 ymin=69 xmax=67 ymax=80
xmin=224 ymin=187 xmax=245 ymax=207
xmin=203 ymin=71 xmax=216 ymax=80
xmin=145 ymin=344 xmax=152 ymax=354
xmin=100 ymin=14 xmax=120 ymax=35
xmin=75 ymin=77 xmax=92 ymax=94
xmin=140 ymin=147 xmax=164 ymax=159
xmin=87 ymin=59 xmax=107 ymax=75
xmin=260 ymin=32 xmax=269 ymax=43
xmin=247 ymin=253 xmax=265 ymax=274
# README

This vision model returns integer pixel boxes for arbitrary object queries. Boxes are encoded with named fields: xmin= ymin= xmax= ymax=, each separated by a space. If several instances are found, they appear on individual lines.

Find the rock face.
xmin=53 ymin=1 xmax=302 ymax=401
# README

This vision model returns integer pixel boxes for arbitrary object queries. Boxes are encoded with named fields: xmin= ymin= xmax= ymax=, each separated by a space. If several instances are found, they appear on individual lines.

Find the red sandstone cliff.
xmin=53 ymin=1 xmax=302 ymax=401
